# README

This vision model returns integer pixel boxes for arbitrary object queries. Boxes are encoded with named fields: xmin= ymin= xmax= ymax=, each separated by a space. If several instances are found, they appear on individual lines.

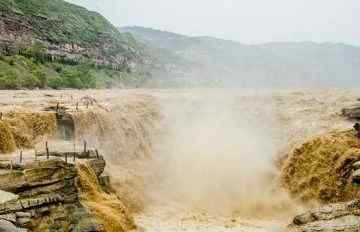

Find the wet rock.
xmin=293 ymin=212 xmax=316 ymax=225
xmin=16 ymin=216 xmax=31 ymax=227
xmin=87 ymin=158 xmax=106 ymax=177
xmin=342 ymin=106 xmax=360 ymax=120
xmin=15 ymin=212 xmax=31 ymax=218
xmin=352 ymin=169 xmax=360 ymax=184
xmin=0 ymin=171 xmax=27 ymax=192
xmin=0 ymin=219 xmax=26 ymax=232
xmin=55 ymin=113 xmax=75 ymax=140
xmin=72 ymin=208 xmax=104 ymax=232
xmin=0 ymin=152 xmax=107 ymax=232
xmin=0 ymin=213 xmax=16 ymax=224
xmin=99 ymin=175 xmax=111 ymax=193
xmin=0 ymin=190 xmax=18 ymax=203
xmin=352 ymin=161 xmax=360 ymax=170
xmin=290 ymin=215 xmax=360 ymax=232
xmin=289 ymin=200 xmax=360 ymax=231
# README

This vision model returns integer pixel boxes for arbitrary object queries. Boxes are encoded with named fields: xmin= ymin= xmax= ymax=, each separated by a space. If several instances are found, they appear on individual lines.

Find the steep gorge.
xmin=0 ymin=89 xmax=359 ymax=232
xmin=0 ymin=90 xmax=160 ymax=231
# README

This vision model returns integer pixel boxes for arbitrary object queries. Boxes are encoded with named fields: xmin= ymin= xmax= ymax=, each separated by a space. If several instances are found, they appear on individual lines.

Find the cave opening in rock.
xmin=56 ymin=113 xmax=75 ymax=141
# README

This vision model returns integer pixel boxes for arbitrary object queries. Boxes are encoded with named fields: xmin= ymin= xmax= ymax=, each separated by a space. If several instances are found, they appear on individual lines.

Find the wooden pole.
xmin=19 ymin=150 xmax=23 ymax=164
xmin=56 ymin=102 xmax=59 ymax=112
xmin=46 ymin=141 xmax=49 ymax=159
xmin=76 ymin=102 xmax=79 ymax=111
xmin=10 ymin=160 xmax=13 ymax=172
xmin=95 ymin=149 xmax=99 ymax=159
xmin=83 ymin=140 xmax=87 ymax=153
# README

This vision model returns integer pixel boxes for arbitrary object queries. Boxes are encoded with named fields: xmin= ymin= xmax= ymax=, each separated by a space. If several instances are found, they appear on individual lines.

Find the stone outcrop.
xmin=0 ymin=151 xmax=107 ymax=232
xmin=289 ymin=153 xmax=360 ymax=231
xmin=342 ymin=106 xmax=360 ymax=120
xmin=289 ymin=200 xmax=360 ymax=231
xmin=0 ymin=2 xmax=141 ymax=72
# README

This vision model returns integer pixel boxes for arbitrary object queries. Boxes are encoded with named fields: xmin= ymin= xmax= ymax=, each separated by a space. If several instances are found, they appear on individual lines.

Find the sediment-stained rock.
xmin=289 ymin=200 xmax=360 ymax=231
xmin=284 ymin=127 xmax=360 ymax=231
xmin=342 ymin=106 xmax=360 ymax=120
xmin=0 ymin=219 xmax=26 ymax=232
xmin=0 ymin=152 xmax=107 ymax=232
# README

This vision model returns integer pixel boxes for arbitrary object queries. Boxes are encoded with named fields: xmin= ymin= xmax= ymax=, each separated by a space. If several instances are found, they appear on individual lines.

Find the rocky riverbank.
xmin=1 ymin=89 xmax=360 ymax=232
xmin=0 ymin=150 xmax=132 ymax=232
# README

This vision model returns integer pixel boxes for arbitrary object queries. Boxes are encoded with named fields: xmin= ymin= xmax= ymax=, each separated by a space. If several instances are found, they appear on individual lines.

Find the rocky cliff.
xmin=289 ymin=199 xmax=360 ymax=232
xmin=0 ymin=150 xmax=135 ymax=232
xmin=0 ymin=91 xmax=161 ymax=231
xmin=283 ymin=124 xmax=360 ymax=231
xmin=0 ymin=0 xmax=145 ymax=71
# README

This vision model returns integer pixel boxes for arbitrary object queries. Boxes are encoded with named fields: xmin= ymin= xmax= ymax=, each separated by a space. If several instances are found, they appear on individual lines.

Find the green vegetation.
xmin=0 ymin=0 xmax=152 ymax=89
xmin=0 ymin=0 xmax=146 ymax=62
xmin=0 ymin=54 xmax=147 ymax=89
xmin=1 ymin=0 xmax=132 ymax=47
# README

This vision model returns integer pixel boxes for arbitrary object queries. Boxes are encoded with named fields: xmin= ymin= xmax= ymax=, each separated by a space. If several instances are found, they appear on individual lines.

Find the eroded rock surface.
xmin=284 ymin=124 xmax=360 ymax=231
xmin=289 ymin=200 xmax=360 ymax=231
xmin=342 ymin=106 xmax=360 ymax=120
xmin=0 ymin=151 xmax=107 ymax=232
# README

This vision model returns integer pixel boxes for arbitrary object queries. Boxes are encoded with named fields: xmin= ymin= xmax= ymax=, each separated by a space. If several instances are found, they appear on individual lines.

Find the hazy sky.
xmin=66 ymin=0 xmax=359 ymax=46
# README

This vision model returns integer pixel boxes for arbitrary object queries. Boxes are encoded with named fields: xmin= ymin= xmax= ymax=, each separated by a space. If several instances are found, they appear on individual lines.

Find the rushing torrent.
xmin=0 ymin=89 xmax=358 ymax=232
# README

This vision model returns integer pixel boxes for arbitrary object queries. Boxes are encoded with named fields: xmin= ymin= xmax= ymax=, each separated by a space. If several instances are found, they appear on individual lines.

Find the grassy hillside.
xmin=0 ymin=55 xmax=146 ymax=89
xmin=0 ymin=0 xmax=139 ymax=53
xmin=0 ymin=0 xmax=152 ymax=89
xmin=121 ymin=26 xmax=360 ymax=87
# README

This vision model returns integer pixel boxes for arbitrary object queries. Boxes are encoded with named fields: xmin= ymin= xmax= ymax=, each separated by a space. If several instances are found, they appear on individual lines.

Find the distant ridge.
xmin=121 ymin=26 xmax=360 ymax=87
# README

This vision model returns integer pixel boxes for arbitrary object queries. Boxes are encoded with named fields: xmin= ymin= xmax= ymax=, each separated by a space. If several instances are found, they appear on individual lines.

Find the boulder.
xmin=289 ymin=200 xmax=360 ymax=231
xmin=0 ymin=190 xmax=18 ymax=204
xmin=87 ymin=158 xmax=106 ymax=177
xmin=352 ymin=169 xmax=360 ymax=184
xmin=352 ymin=161 xmax=360 ymax=170
xmin=99 ymin=175 xmax=111 ymax=193
xmin=0 ymin=153 xmax=108 ymax=232
xmin=0 ymin=219 xmax=26 ymax=232
xmin=342 ymin=106 xmax=360 ymax=120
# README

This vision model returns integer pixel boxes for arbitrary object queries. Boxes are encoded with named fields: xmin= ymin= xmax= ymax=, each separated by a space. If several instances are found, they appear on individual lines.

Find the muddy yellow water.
xmin=0 ymin=89 xmax=357 ymax=231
